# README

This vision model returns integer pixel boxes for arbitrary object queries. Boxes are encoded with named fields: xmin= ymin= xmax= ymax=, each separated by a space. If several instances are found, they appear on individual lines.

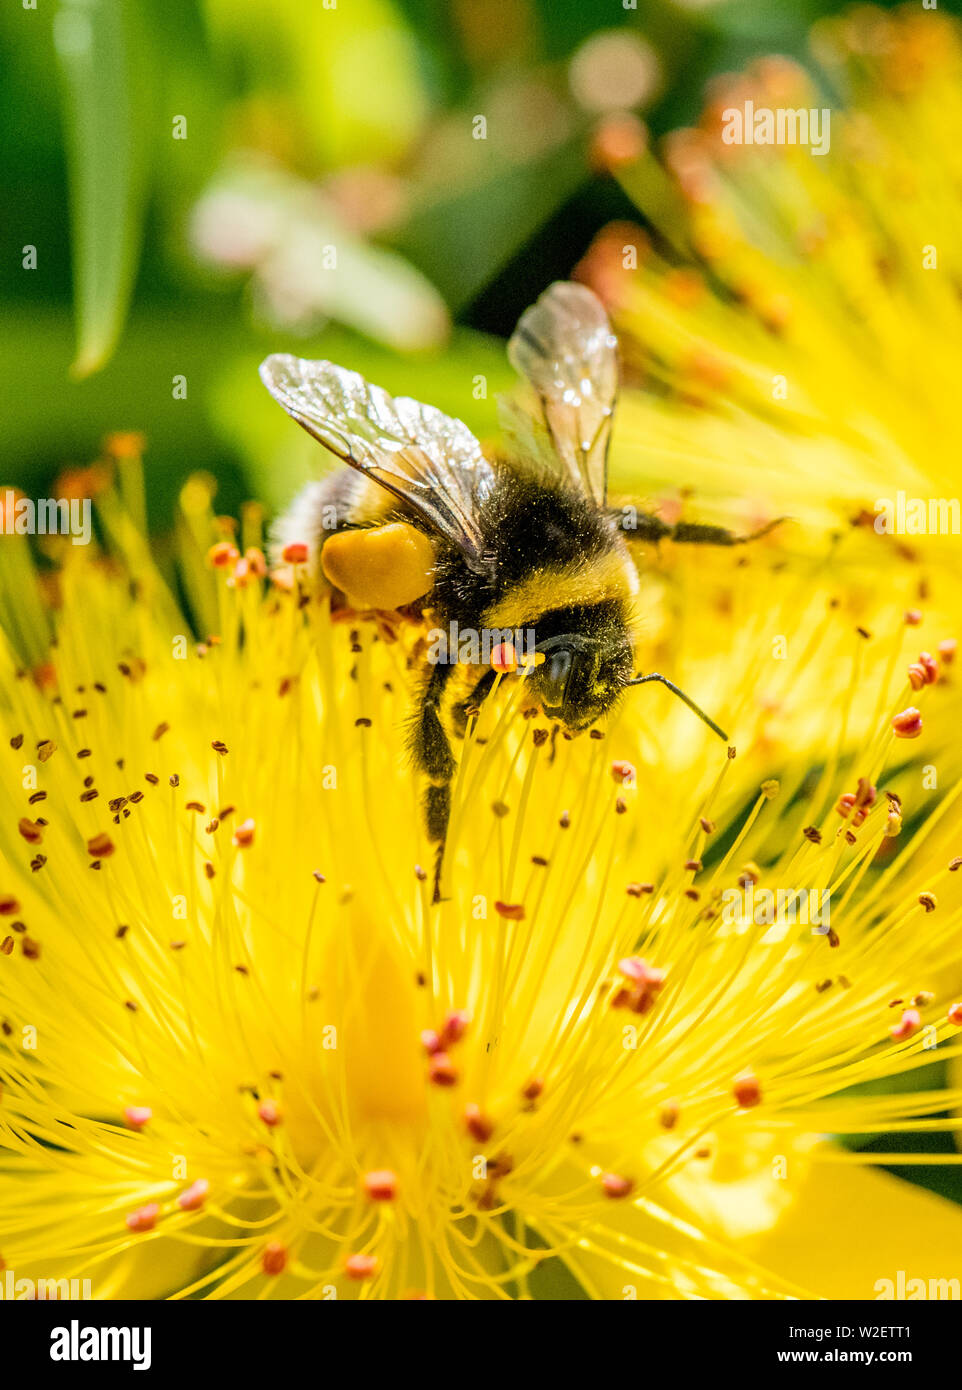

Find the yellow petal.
xmin=743 ymin=1153 xmax=962 ymax=1299
xmin=533 ymin=1152 xmax=805 ymax=1301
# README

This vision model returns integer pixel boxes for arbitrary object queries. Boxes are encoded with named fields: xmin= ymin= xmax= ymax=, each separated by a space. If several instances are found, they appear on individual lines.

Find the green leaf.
xmin=53 ymin=0 xmax=152 ymax=378
xmin=400 ymin=137 xmax=589 ymax=310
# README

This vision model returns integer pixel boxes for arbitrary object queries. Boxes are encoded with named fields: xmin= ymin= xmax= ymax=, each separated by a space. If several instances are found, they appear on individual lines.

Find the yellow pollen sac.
xmin=321 ymin=522 xmax=435 ymax=610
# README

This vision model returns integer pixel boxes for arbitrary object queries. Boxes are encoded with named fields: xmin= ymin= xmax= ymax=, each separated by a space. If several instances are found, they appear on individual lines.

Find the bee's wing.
xmin=507 ymin=281 xmax=618 ymax=507
xmin=259 ymin=354 xmax=496 ymax=571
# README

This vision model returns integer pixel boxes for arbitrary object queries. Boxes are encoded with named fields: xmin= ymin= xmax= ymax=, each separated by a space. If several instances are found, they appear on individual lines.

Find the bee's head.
xmin=532 ymin=634 xmax=634 ymax=733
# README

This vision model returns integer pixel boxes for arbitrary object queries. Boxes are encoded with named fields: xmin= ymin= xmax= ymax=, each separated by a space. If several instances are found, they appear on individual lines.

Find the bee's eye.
xmin=542 ymin=649 xmax=573 ymax=706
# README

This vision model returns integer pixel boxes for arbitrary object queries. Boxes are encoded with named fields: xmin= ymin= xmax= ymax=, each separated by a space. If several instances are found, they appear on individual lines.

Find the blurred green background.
xmin=0 ymin=0 xmax=949 ymax=525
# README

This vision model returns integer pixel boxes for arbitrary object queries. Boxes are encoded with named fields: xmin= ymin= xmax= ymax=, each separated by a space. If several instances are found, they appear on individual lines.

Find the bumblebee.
xmin=260 ymin=282 xmax=774 ymax=900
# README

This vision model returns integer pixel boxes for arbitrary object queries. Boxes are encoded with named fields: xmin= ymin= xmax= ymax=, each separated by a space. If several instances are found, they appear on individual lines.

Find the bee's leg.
xmin=669 ymin=517 xmax=785 ymax=546
xmin=410 ymin=662 xmax=458 ymax=904
xmin=450 ymin=668 xmax=498 ymax=738
xmin=425 ymin=785 xmax=451 ymax=905
xmin=613 ymin=509 xmax=785 ymax=547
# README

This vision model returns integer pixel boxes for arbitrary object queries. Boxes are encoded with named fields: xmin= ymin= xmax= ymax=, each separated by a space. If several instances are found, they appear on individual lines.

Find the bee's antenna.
xmin=626 ymin=672 xmax=728 ymax=742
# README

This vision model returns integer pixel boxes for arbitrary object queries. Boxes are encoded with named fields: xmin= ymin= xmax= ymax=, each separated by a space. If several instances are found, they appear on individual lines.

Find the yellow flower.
xmin=4 ymin=7 xmax=962 ymax=1301
xmin=581 ymin=7 xmax=962 ymax=551
xmin=1 ymin=455 xmax=962 ymax=1302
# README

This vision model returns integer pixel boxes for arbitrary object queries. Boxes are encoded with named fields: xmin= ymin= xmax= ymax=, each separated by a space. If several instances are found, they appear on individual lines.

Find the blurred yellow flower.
xmin=581 ymin=7 xmax=962 ymax=552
